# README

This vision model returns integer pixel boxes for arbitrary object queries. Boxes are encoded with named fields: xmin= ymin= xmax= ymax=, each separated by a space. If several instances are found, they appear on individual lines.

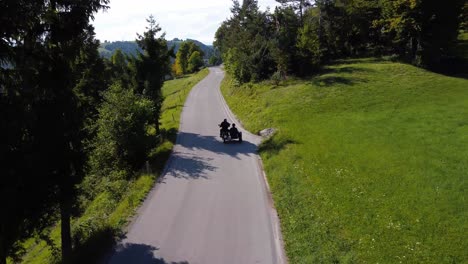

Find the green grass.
xmin=221 ymin=59 xmax=468 ymax=263
xmin=14 ymin=69 xmax=209 ymax=264
xmin=455 ymin=31 xmax=468 ymax=59
xmin=159 ymin=69 xmax=210 ymax=144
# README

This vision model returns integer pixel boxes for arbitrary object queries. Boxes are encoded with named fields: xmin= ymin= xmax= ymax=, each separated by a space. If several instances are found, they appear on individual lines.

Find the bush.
xmin=270 ymin=70 xmax=283 ymax=86
xmin=86 ymin=83 xmax=156 ymax=190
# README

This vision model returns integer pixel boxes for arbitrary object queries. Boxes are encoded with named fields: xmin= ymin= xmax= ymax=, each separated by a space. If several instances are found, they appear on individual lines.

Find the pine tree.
xmin=134 ymin=15 xmax=173 ymax=134
xmin=0 ymin=1 xmax=108 ymax=263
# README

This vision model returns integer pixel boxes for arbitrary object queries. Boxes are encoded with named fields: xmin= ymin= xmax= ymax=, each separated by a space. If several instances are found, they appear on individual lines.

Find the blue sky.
xmin=92 ymin=0 xmax=280 ymax=45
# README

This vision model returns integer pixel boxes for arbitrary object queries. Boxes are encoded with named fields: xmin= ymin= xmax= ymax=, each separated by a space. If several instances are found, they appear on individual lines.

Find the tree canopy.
xmin=0 ymin=4 xmax=172 ymax=263
xmin=214 ymin=0 xmax=465 ymax=83
xmin=172 ymin=40 xmax=205 ymax=76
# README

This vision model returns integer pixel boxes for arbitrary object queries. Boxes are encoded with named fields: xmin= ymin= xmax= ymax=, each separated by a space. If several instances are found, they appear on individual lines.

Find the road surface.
xmin=107 ymin=67 xmax=285 ymax=264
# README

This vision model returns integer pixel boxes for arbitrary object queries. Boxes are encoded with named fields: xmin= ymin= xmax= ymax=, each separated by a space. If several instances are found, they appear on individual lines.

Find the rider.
xmin=219 ymin=118 xmax=230 ymax=136
xmin=229 ymin=123 xmax=239 ymax=138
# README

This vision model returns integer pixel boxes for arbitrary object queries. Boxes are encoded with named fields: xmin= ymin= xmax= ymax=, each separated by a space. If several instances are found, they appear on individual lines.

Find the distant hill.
xmin=99 ymin=39 xmax=214 ymax=60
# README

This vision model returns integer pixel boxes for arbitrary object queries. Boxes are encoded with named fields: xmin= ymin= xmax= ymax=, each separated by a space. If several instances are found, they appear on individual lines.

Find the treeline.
xmin=0 ymin=1 xmax=173 ymax=263
xmin=99 ymin=38 xmax=216 ymax=60
xmin=215 ymin=0 xmax=466 ymax=83
xmin=99 ymin=41 xmax=143 ymax=58
xmin=172 ymin=41 xmax=205 ymax=76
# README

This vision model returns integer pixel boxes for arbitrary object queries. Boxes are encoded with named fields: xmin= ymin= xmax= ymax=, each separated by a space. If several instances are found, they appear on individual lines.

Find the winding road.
xmin=107 ymin=67 xmax=285 ymax=264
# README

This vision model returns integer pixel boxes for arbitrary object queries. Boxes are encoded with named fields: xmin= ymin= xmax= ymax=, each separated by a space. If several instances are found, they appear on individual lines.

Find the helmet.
xmin=232 ymin=123 xmax=236 ymax=127
xmin=224 ymin=119 xmax=227 ymax=122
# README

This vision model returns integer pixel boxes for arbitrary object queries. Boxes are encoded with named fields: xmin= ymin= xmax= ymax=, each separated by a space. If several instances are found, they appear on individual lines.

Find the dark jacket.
xmin=230 ymin=127 xmax=239 ymax=137
xmin=220 ymin=120 xmax=230 ymax=130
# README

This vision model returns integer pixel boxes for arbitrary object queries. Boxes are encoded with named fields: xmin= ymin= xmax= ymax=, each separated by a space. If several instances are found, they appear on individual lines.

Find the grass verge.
xmin=221 ymin=59 xmax=467 ymax=263
xmin=15 ymin=68 xmax=209 ymax=264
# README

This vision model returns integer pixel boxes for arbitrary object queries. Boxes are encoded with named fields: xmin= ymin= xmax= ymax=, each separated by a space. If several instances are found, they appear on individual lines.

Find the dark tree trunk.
xmin=60 ymin=189 xmax=72 ymax=264
xmin=411 ymin=37 xmax=418 ymax=61
xmin=0 ymin=230 xmax=6 ymax=264
xmin=155 ymin=120 xmax=160 ymax=135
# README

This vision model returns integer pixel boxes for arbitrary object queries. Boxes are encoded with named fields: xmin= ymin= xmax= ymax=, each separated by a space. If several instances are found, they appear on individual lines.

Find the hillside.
xmin=99 ymin=39 xmax=213 ymax=59
xmin=221 ymin=59 xmax=468 ymax=263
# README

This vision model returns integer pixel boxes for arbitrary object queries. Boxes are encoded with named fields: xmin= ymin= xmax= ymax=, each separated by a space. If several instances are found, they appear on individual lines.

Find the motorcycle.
xmin=219 ymin=125 xmax=242 ymax=143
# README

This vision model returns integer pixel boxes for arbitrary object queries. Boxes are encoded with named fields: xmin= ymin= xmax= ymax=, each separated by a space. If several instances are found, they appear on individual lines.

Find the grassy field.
xmin=14 ymin=69 xmax=209 ymax=264
xmin=455 ymin=31 xmax=468 ymax=59
xmin=221 ymin=59 xmax=468 ymax=263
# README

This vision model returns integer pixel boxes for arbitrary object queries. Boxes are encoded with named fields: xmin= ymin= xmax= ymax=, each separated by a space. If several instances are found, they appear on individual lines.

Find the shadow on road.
xmin=157 ymin=132 xmax=258 ymax=182
xmin=177 ymin=132 xmax=258 ymax=160
xmin=109 ymin=243 xmax=189 ymax=264
xmin=161 ymin=152 xmax=217 ymax=181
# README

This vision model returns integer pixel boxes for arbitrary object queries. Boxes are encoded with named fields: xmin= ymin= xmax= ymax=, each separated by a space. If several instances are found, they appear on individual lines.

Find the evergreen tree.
xmin=276 ymin=0 xmax=313 ymax=22
xmin=215 ymin=0 xmax=275 ymax=82
xmin=377 ymin=0 xmax=464 ymax=66
xmin=134 ymin=15 xmax=172 ymax=134
xmin=0 ymin=1 xmax=108 ymax=262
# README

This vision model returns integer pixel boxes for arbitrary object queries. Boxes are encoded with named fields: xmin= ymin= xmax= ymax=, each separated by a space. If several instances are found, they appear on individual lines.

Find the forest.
xmin=215 ymin=0 xmax=467 ymax=83
xmin=98 ymin=39 xmax=215 ymax=61
xmin=0 ymin=1 xmax=203 ymax=263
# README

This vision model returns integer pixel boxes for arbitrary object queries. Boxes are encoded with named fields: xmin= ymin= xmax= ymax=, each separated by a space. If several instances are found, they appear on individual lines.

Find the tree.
xmin=188 ymin=51 xmax=203 ymax=72
xmin=209 ymin=52 xmax=223 ymax=66
xmin=271 ymin=6 xmax=301 ymax=76
xmin=173 ymin=40 xmax=205 ymax=75
xmin=0 ymin=1 xmax=108 ymax=263
xmin=175 ymin=41 xmax=190 ymax=74
xmin=187 ymin=41 xmax=205 ymax=61
xmin=215 ymin=0 xmax=276 ymax=82
xmin=172 ymin=60 xmax=184 ymax=77
xmin=461 ymin=3 xmax=468 ymax=31
xmin=296 ymin=11 xmax=322 ymax=74
xmin=377 ymin=0 xmax=464 ymax=66
xmin=134 ymin=15 xmax=172 ymax=134
xmin=276 ymin=0 xmax=313 ymax=22
xmin=85 ymin=83 xmax=155 ymax=192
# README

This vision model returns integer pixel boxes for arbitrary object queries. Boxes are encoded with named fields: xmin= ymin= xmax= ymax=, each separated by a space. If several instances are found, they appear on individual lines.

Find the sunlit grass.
xmin=221 ymin=59 xmax=468 ymax=263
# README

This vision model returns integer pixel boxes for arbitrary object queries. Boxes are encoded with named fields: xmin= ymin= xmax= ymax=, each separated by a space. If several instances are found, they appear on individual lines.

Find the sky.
xmin=92 ymin=0 xmax=280 ymax=45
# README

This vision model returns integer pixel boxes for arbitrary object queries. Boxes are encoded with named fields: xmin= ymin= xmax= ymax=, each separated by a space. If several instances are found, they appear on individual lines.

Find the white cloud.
xmin=92 ymin=0 xmax=280 ymax=45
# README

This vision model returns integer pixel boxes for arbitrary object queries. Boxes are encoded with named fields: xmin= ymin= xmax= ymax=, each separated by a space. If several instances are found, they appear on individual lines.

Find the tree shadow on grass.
xmin=428 ymin=57 xmax=468 ymax=79
xmin=71 ymin=227 xmax=119 ymax=264
xmin=161 ymin=104 xmax=183 ymax=112
xmin=161 ymin=127 xmax=178 ymax=144
xmin=320 ymin=66 xmax=376 ymax=75
xmin=330 ymin=57 xmax=387 ymax=65
xmin=311 ymin=76 xmax=359 ymax=87
xmin=258 ymin=135 xmax=298 ymax=156
xmin=309 ymin=65 xmax=370 ymax=87
xmin=107 ymin=243 xmax=189 ymax=264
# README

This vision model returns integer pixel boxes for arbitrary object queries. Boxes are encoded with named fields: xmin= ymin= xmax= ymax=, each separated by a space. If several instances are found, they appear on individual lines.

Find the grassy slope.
xmin=221 ymin=60 xmax=468 ymax=263
xmin=455 ymin=31 xmax=468 ymax=59
xmin=16 ymin=69 xmax=209 ymax=264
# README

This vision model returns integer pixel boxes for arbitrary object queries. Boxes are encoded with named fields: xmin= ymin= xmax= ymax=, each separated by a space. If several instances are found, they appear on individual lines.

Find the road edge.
xmin=214 ymin=67 xmax=288 ymax=264
xmin=100 ymin=72 xmax=206 ymax=264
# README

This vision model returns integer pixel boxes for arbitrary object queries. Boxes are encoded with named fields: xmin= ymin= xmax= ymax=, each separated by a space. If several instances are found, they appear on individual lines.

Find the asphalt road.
xmin=107 ymin=67 xmax=285 ymax=264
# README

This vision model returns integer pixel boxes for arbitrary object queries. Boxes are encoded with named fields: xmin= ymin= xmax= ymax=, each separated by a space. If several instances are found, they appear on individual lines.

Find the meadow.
xmin=221 ymin=59 xmax=468 ymax=263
